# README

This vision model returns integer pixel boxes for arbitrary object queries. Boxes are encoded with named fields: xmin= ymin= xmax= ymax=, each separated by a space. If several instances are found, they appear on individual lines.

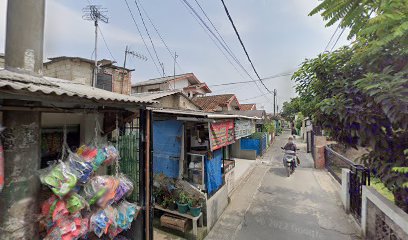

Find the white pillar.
xmin=341 ymin=168 xmax=351 ymax=213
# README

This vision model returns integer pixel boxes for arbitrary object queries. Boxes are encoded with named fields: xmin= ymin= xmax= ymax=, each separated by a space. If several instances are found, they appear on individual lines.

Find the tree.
xmin=293 ymin=0 xmax=408 ymax=211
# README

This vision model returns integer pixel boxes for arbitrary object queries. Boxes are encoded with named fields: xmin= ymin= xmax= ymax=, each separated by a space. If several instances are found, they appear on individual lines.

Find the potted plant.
xmin=162 ymin=194 xmax=176 ymax=211
xmin=176 ymin=191 xmax=190 ymax=214
xmin=188 ymin=196 xmax=202 ymax=217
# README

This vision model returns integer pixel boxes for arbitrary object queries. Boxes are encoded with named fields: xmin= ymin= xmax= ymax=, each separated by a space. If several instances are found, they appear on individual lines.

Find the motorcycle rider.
xmin=283 ymin=136 xmax=299 ymax=167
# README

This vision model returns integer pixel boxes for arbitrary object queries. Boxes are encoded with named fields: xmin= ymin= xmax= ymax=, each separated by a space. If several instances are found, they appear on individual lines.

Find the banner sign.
xmin=209 ymin=120 xmax=235 ymax=151
xmin=234 ymin=119 xmax=255 ymax=139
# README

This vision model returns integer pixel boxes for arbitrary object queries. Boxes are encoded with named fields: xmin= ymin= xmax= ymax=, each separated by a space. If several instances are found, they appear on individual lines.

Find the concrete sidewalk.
xmin=206 ymin=131 xmax=360 ymax=240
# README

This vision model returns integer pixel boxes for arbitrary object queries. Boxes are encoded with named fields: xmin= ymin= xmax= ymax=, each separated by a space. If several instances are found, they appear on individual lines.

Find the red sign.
xmin=209 ymin=120 xmax=235 ymax=151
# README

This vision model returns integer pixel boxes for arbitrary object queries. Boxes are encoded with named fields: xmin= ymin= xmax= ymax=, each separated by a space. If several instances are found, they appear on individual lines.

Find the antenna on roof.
xmin=122 ymin=46 xmax=148 ymax=93
xmin=82 ymin=5 xmax=109 ymax=87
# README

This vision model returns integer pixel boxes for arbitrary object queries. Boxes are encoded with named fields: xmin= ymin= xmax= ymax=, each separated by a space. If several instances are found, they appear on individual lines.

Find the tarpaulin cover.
xmin=205 ymin=149 xmax=223 ymax=195
xmin=240 ymin=138 xmax=261 ymax=156
xmin=153 ymin=120 xmax=182 ymax=178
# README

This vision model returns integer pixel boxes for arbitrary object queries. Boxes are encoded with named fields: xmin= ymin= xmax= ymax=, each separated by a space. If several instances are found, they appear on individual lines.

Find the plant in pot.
xmin=162 ymin=194 xmax=176 ymax=211
xmin=188 ymin=196 xmax=202 ymax=217
xmin=176 ymin=191 xmax=190 ymax=214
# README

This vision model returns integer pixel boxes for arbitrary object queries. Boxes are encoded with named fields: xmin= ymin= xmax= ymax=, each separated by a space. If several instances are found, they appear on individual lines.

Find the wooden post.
xmin=145 ymin=110 xmax=152 ymax=240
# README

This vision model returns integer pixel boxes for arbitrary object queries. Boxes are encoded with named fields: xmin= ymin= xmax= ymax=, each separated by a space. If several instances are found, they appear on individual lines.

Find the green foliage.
xmin=295 ymin=113 xmax=304 ymax=131
xmin=262 ymin=122 xmax=276 ymax=134
xmin=281 ymin=98 xmax=301 ymax=121
xmin=371 ymin=177 xmax=395 ymax=203
xmin=177 ymin=191 xmax=191 ymax=205
xmin=250 ymin=132 xmax=266 ymax=139
xmin=294 ymin=0 xmax=408 ymax=211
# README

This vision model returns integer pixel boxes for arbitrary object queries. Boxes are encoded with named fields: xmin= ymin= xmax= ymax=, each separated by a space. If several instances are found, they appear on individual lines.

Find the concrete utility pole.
xmin=173 ymin=52 xmax=178 ymax=89
xmin=273 ymin=89 xmax=277 ymax=116
xmin=1 ymin=0 xmax=44 ymax=239
xmin=83 ymin=5 xmax=109 ymax=87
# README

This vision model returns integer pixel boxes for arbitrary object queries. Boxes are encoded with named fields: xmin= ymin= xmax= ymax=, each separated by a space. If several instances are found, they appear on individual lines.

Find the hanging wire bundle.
xmin=39 ymin=116 xmax=140 ymax=240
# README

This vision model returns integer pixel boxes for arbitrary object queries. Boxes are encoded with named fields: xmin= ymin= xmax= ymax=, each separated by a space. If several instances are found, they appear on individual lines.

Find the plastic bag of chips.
xmin=90 ymin=206 xmax=117 ymax=238
xmin=114 ymin=174 xmax=134 ymax=202
xmin=102 ymin=145 xmax=120 ymax=166
xmin=115 ymin=200 xmax=140 ymax=230
xmin=66 ymin=192 xmax=88 ymax=214
xmin=40 ymin=162 xmax=77 ymax=197
xmin=68 ymin=153 xmax=93 ymax=184
xmin=83 ymin=176 xmax=120 ymax=208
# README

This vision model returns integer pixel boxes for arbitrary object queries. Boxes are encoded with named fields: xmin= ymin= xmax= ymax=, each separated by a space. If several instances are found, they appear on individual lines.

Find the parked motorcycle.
xmin=281 ymin=147 xmax=299 ymax=177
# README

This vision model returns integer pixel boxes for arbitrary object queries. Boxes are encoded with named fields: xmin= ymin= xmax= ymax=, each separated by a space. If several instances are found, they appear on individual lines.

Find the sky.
xmin=0 ymin=0 xmax=350 ymax=112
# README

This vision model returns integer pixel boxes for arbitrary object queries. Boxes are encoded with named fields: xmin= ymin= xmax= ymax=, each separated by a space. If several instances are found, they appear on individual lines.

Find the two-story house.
xmin=192 ymin=94 xmax=242 ymax=112
xmin=131 ymin=73 xmax=211 ymax=98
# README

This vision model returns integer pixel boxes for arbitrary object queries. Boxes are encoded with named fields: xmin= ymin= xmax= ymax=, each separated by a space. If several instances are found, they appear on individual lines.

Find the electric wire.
xmin=193 ymin=0 xmax=244 ymax=75
xmin=208 ymin=72 xmax=293 ymax=87
xmin=98 ymin=26 xmax=117 ymax=62
xmin=123 ymin=0 xmax=162 ymax=76
xmin=134 ymin=0 xmax=165 ymax=76
xmin=330 ymin=27 xmax=346 ymax=51
xmin=180 ymin=0 xmax=271 ymax=101
xmin=220 ymin=0 xmax=271 ymax=93
xmin=179 ymin=0 xmax=248 ymax=82
xmin=324 ymin=23 xmax=340 ymax=52
xmin=137 ymin=0 xmax=184 ymax=72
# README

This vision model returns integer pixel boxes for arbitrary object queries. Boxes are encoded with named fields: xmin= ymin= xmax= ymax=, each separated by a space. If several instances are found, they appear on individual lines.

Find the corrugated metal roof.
xmin=0 ymin=70 xmax=156 ymax=104
xmin=131 ymin=90 xmax=182 ymax=101
xmin=150 ymin=108 xmax=260 ymax=120
xmin=132 ymin=73 xmax=199 ymax=87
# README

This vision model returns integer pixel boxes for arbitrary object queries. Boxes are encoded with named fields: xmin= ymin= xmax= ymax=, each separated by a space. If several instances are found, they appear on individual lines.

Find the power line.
xmin=123 ymin=0 xmax=162 ymax=76
xmin=192 ymin=0 xmax=243 ymax=73
xmin=219 ymin=0 xmax=271 ymax=93
xmin=182 ymin=0 xmax=255 ymax=82
xmin=324 ymin=23 xmax=340 ymax=52
xmin=98 ymin=26 xmax=117 ymax=62
xmin=209 ymin=72 xmax=293 ymax=87
xmin=330 ymin=27 xmax=346 ymax=51
xmin=134 ymin=0 xmax=165 ymax=76
xmin=180 ymin=0 xmax=272 ymax=101
xmin=137 ymin=0 xmax=184 ymax=72
xmin=179 ymin=0 xmax=247 ymax=81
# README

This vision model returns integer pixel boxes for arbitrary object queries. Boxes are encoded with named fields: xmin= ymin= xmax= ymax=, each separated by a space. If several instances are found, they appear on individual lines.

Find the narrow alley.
xmin=206 ymin=131 xmax=360 ymax=240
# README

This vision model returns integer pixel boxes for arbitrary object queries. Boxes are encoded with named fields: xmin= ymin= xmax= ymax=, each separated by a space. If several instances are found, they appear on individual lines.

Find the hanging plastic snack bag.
xmin=102 ymin=145 xmax=119 ymax=166
xmin=77 ymin=145 xmax=98 ymax=162
xmin=116 ymin=200 xmax=139 ymax=230
xmin=66 ymin=192 xmax=88 ymax=214
xmin=83 ymin=176 xmax=109 ymax=206
xmin=114 ymin=175 xmax=134 ymax=202
xmin=68 ymin=153 xmax=94 ymax=184
xmin=90 ymin=206 xmax=116 ymax=238
xmin=92 ymin=148 xmax=107 ymax=170
xmin=97 ymin=176 xmax=120 ymax=208
xmin=40 ymin=162 xmax=77 ymax=197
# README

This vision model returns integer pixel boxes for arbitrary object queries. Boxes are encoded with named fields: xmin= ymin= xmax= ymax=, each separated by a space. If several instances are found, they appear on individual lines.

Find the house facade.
xmin=131 ymin=73 xmax=211 ymax=98
xmin=192 ymin=94 xmax=241 ymax=112
xmin=43 ymin=56 xmax=133 ymax=95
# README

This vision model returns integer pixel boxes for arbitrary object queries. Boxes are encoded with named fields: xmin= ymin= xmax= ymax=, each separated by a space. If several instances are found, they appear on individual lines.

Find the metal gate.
xmin=349 ymin=165 xmax=370 ymax=223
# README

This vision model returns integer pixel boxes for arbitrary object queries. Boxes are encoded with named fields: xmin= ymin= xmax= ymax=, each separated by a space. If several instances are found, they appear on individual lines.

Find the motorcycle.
xmin=281 ymin=147 xmax=299 ymax=177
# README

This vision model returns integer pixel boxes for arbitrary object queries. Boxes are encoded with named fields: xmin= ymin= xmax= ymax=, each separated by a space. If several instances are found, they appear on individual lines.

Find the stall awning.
xmin=150 ymin=108 xmax=260 ymax=120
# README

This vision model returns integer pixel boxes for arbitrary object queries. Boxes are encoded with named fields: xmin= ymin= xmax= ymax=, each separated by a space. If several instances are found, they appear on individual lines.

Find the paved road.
xmin=206 ymin=131 xmax=360 ymax=240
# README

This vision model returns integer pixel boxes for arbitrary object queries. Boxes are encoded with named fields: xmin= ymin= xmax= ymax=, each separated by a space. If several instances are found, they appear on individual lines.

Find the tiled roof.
xmin=192 ymin=94 xmax=236 ymax=112
xmin=240 ymin=103 xmax=256 ymax=110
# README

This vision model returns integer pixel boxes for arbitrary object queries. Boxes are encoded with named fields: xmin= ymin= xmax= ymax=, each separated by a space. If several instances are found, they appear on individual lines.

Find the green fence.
xmin=118 ymin=132 xmax=140 ymax=202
